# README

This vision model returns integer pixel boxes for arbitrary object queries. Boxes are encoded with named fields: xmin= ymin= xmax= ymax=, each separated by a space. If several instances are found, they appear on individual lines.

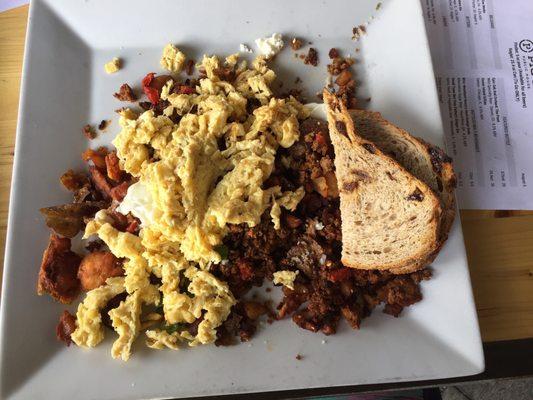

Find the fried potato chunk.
xmin=78 ymin=251 xmax=124 ymax=291
xmin=37 ymin=234 xmax=82 ymax=303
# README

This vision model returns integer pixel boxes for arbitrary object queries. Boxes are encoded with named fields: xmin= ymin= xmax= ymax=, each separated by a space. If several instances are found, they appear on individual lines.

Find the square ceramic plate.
xmin=0 ymin=0 xmax=484 ymax=399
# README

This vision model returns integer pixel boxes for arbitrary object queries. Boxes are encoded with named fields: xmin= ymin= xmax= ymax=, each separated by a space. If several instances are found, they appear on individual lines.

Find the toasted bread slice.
xmin=349 ymin=110 xmax=457 ymax=246
xmin=324 ymin=91 xmax=442 ymax=272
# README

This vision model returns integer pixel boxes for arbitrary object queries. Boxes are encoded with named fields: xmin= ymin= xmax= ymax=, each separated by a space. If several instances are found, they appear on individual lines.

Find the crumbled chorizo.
xmin=37 ymin=234 xmax=81 ymax=304
xmin=328 ymin=48 xmax=340 ymax=59
xmin=304 ymin=48 xmax=318 ymax=66
xmin=210 ymin=117 xmax=430 ymax=343
xmin=243 ymin=301 xmax=268 ymax=320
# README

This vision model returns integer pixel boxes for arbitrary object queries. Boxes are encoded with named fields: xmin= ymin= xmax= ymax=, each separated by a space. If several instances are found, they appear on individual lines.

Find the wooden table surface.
xmin=1 ymin=5 xmax=532 ymax=345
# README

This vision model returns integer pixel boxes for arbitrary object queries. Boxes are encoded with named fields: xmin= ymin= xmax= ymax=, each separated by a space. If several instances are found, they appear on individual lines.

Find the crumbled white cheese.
xmin=239 ymin=43 xmax=253 ymax=53
xmin=319 ymin=254 xmax=327 ymax=265
xmin=104 ymin=57 xmax=121 ymax=74
xmin=255 ymin=33 xmax=284 ymax=59
xmin=315 ymin=221 xmax=324 ymax=230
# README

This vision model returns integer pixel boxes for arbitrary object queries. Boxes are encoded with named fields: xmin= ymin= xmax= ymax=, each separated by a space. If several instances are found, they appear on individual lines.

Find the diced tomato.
xmin=142 ymin=73 xmax=160 ymax=104
xmin=326 ymin=268 xmax=352 ymax=283
xmin=314 ymin=132 xmax=328 ymax=147
xmin=141 ymin=73 xmax=172 ymax=104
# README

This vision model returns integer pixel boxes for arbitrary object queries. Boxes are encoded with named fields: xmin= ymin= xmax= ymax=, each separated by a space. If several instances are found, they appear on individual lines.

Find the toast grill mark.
xmin=407 ymin=187 xmax=424 ymax=201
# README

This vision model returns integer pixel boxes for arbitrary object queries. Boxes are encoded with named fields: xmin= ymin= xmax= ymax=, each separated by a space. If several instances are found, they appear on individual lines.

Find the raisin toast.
xmin=324 ymin=91 xmax=443 ymax=273
xmin=348 ymin=110 xmax=456 ymax=273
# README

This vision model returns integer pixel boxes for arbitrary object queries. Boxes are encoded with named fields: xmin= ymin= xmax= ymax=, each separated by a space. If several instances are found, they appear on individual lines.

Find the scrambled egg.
xmin=146 ymin=329 xmax=182 ymax=350
xmin=113 ymin=53 xmax=308 ymax=266
xmin=272 ymin=270 xmax=299 ymax=290
xmin=270 ymin=187 xmax=305 ymax=230
xmin=104 ymin=57 xmax=121 ymax=74
xmin=78 ymin=48 xmax=310 ymax=360
xmin=160 ymin=44 xmax=186 ymax=72
xmin=71 ymin=277 xmax=125 ymax=348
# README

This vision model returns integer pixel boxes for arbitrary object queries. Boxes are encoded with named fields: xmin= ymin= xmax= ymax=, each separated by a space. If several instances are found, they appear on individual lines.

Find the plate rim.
xmin=0 ymin=0 xmax=485 ymax=398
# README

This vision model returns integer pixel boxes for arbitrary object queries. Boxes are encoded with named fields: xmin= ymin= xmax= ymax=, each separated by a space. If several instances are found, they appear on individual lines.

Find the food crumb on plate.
xmin=160 ymin=43 xmax=186 ymax=72
xmin=321 ymin=339 xmax=327 ymax=344
xmin=104 ymin=57 xmax=121 ymax=74
xmin=304 ymin=48 xmax=318 ymax=66
xmin=351 ymin=24 xmax=367 ymax=41
xmin=273 ymin=270 xmax=299 ymax=290
xmin=290 ymin=37 xmax=303 ymax=50
xmin=295 ymin=354 xmax=303 ymax=360
xmin=113 ymin=83 xmax=137 ymax=102
xmin=98 ymin=120 xmax=110 ymax=131
xmin=82 ymin=124 xmax=96 ymax=139
xmin=239 ymin=43 xmax=253 ymax=53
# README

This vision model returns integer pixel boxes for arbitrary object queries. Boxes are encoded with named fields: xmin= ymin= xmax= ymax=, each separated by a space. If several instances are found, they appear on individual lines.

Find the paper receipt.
xmin=423 ymin=0 xmax=533 ymax=209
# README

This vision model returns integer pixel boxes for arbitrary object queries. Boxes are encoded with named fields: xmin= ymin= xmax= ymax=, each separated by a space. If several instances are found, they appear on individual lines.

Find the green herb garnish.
xmin=163 ymin=323 xmax=186 ymax=334
xmin=214 ymin=244 xmax=229 ymax=260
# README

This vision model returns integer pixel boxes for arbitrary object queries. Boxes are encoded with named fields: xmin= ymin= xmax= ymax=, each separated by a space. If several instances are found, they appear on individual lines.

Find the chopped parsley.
xmin=214 ymin=244 xmax=229 ymax=260
xmin=163 ymin=323 xmax=186 ymax=334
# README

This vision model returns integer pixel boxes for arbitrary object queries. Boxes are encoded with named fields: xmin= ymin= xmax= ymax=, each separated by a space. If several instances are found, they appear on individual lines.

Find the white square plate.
xmin=0 ymin=0 xmax=484 ymax=399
